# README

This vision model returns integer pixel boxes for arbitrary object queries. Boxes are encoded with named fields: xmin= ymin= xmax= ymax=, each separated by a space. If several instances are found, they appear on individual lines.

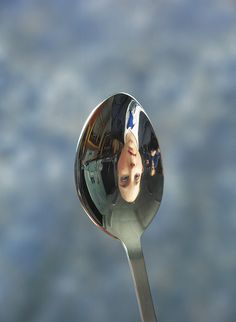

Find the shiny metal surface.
xmin=75 ymin=93 xmax=164 ymax=322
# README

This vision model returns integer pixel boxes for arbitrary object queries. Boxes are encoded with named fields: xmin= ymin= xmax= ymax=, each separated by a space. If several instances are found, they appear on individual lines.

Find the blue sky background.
xmin=0 ymin=0 xmax=236 ymax=321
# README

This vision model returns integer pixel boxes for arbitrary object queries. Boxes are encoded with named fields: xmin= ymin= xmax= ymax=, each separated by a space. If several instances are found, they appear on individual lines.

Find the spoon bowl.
xmin=75 ymin=93 xmax=164 ymax=321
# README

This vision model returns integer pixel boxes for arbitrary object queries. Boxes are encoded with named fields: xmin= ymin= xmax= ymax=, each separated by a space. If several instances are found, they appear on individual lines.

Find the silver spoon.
xmin=74 ymin=93 xmax=164 ymax=322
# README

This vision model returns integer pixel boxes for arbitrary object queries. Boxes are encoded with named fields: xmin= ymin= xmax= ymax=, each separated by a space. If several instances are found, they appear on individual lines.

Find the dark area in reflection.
xmin=75 ymin=93 xmax=164 ymax=238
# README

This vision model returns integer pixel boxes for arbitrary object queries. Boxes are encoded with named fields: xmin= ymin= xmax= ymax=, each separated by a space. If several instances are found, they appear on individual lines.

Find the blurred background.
xmin=0 ymin=0 xmax=236 ymax=321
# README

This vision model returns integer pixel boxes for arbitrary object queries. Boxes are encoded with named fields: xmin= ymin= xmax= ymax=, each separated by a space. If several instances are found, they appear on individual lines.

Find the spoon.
xmin=74 ymin=93 xmax=164 ymax=322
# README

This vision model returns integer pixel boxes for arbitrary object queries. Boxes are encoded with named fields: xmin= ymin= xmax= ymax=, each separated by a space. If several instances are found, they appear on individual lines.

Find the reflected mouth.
xmin=128 ymin=148 xmax=136 ymax=156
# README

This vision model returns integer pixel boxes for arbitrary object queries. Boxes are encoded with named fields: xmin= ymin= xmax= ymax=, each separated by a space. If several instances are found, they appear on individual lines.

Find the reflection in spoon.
xmin=117 ymin=130 xmax=143 ymax=202
xmin=75 ymin=93 xmax=164 ymax=322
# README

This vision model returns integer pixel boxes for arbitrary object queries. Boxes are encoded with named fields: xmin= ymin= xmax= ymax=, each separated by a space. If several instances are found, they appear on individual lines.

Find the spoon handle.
xmin=122 ymin=238 xmax=157 ymax=322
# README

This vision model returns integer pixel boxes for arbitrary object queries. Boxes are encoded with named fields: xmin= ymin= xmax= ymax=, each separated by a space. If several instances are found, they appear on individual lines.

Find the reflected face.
xmin=117 ymin=134 xmax=143 ymax=202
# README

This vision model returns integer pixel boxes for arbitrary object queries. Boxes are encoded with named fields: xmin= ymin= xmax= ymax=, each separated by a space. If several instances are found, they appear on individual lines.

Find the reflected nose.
xmin=130 ymin=162 xmax=135 ymax=168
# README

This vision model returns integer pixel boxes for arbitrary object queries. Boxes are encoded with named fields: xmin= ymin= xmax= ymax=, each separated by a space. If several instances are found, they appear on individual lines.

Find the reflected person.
xmin=112 ymin=95 xmax=147 ymax=203
xmin=145 ymin=147 xmax=161 ymax=177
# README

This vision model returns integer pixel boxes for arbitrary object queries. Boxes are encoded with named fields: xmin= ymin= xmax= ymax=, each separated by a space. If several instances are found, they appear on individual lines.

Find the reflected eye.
xmin=134 ymin=174 xmax=141 ymax=182
xmin=120 ymin=175 xmax=129 ymax=183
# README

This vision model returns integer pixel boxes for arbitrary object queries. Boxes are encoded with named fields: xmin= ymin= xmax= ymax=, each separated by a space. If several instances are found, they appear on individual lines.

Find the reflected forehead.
xmin=119 ymin=181 xmax=141 ymax=202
